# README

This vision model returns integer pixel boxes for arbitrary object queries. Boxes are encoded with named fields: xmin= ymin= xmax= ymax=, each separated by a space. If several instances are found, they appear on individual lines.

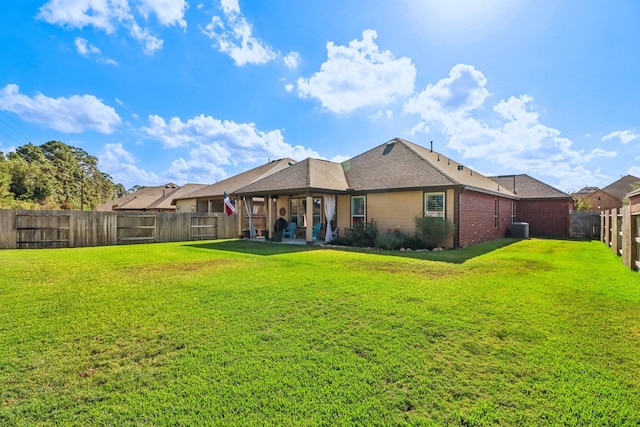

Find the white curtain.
xmin=243 ymin=198 xmax=256 ymax=238
xmin=324 ymin=195 xmax=336 ymax=243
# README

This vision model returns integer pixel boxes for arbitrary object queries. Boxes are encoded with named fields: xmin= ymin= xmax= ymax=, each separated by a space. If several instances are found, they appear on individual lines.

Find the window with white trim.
xmin=351 ymin=195 xmax=366 ymax=226
xmin=511 ymin=201 xmax=516 ymax=223
xmin=424 ymin=192 xmax=445 ymax=218
xmin=494 ymin=199 xmax=499 ymax=229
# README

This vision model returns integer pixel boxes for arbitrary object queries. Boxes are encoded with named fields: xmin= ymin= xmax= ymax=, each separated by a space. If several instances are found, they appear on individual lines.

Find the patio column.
xmin=267 ymin=194 xmax=274 ymax=241
xmin=237 ymin=197 xmax=243 ymax=238
xmin=305 ymin=195 xmax=313 ymax=244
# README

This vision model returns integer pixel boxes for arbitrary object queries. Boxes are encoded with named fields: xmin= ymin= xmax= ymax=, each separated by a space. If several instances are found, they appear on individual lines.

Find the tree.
xmin=574 ymin=198 xmax=593 ymax=211
xmin=0 ymin=140 xmax=125 ymax=210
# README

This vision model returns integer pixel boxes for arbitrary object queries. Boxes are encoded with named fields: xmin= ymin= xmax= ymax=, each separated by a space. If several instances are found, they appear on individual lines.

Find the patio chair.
xmin=312 ymin=223 xmax=322 ymax=241
xmin=282 ymin=222 xmax=296 ymax=239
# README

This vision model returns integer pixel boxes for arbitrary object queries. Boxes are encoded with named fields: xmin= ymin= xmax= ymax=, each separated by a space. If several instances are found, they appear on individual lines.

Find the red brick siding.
xmin=458 ymin=191 xmax=513 ymax=247
xmin=517 ymin=199 xmax=571 ymax=237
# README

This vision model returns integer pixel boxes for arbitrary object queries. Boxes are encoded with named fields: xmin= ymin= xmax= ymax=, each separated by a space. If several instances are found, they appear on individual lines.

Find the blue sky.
xmin=1 ymin=0 xmax=639 ymax=192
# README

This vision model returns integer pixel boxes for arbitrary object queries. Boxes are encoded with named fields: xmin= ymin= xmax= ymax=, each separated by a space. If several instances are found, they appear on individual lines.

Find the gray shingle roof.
xmin=601 ymin=175 xmax=640 ymax=200
xmin=344 ymin=138 xmax=517 ymax=197
xmin=234 ymin=158 xmax=349 ymax=196
xmin=96 ymin=183 xmax=207 ymax=211
xmin=234 ymin=138 xmax=521 ymax=198
xmin=490 ymin=174 xmax=571 ymax=199
xmin=173 ymin=158 xmax=295 ymax=202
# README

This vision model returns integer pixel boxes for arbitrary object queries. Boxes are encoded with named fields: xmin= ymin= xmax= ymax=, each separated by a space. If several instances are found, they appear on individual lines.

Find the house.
xmin=234 ymin=138 xmax=571 ymax=247
xmin=573 ymin=175 xmax=640 ymax=211
xmin=628 ymin=187 xmax=640 ymax=212
xmin=171 ymin=158 xmax=295 ymax=235
xmin=490 ymin=174 xmax=574 ymax=237
xmin=96 ymin=183 xmax=207 ymax=212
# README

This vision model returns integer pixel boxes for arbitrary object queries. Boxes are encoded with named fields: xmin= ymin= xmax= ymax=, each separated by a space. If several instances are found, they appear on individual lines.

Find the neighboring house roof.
xmin=235 ymin=138 xmax=517 ymax=198
xmin=490 ymin=174 xmax=571 ymax=199
xmin=601 ymin=175 xmax=640 ymax=200
xmin=96 ymin=183 xmax=207 ymax=211
xmin=148 ymin=183 xmax=207 ymax=210
xmin=172 ymin=158 xmax=295 ymax=203
xmin=573 ymin=186 xmax=600 ymax=197
xmin=235 ymin=158 xmax=349 ymax=196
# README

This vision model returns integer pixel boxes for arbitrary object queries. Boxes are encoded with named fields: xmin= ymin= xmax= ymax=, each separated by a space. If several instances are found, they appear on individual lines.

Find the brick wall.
xmin=458 ymin=191 xmax=513 ymax=247
xmin=517 ymin=199 xmax=572 ymax=237
xmin=582 ymin=190 xmax=621 ymax=211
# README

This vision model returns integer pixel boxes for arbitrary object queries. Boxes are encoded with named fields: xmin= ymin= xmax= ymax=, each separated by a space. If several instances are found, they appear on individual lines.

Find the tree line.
xmin=0 ymin=141 xmax=128 ymax=211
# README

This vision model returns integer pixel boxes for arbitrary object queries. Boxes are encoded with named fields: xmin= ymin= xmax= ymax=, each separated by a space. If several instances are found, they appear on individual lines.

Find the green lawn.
xmin=1 ymin=238 xmax=639 ymax=426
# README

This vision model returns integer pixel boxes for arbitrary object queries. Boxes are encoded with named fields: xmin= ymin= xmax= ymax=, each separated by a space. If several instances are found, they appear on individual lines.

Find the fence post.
xmin=621 ymin=206 xmax=632 ymax=269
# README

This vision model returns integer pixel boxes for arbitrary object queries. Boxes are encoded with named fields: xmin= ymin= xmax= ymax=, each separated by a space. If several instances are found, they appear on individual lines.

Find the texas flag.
xmin=223 ymin=191 xmax=236 ymax=216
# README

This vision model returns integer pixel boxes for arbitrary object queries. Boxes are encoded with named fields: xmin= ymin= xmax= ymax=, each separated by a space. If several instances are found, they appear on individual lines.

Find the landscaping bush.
xmin=330 ymin=221 xmax=378 ymax=247
xmin=414 ymin=216 xmax=455 ymax=249
xmin=375 ymin=232 xmax=404 ymax=250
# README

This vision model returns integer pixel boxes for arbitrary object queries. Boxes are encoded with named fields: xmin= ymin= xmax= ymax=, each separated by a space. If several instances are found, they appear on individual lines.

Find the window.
xmin=424 ymin=192 xmax=445 ymax=218
xmin=289 ymin=198 xmax=321 ymax=227
xmin=351 ymin=195 xmax=366 ymax=226
xmin=511 ymin=201 xmax=516 ymax=224
xmin=494 ymin=199 xmax=499 ymax=229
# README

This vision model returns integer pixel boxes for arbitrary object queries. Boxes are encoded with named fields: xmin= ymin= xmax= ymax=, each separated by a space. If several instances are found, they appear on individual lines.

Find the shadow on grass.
xmin=183 ymin=239 xmax=320 ymax=256
xmin=326 ymin=238 xmax=523 ymax=264
xmin=185 ymin=238 xmax=522 ymax=263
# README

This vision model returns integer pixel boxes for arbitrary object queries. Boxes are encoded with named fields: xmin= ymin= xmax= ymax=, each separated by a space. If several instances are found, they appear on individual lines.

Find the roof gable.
xmin=235 ymin=158 xmax=348 ymax=196
xmin=344 ymin=138 xmax=516 ymax=197
xmin=96 ymin=183 xmax=181 ymax=211
xmin=601 ymin=175 xmax=640 ymax=200
xmin=490 ymin=174 xmax=570 ymax=199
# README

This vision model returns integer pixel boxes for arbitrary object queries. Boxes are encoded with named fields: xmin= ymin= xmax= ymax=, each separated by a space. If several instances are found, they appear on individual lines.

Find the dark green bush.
xmin=414 ymin=216 xmax=455 ymax=249
xmin=349 ymin=220 xmax=378 ymax=247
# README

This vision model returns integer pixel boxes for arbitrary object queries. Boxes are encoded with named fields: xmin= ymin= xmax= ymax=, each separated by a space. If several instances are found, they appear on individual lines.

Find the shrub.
xmin=331 ymin=221 xmax=379 ymax=247
xmin=350 ymin=220 xmax=378 ymax=247
xmin=375 ymin=232 xmax=403 ymax=250
xmin=414 ymin=216 xmax=455 ymax=249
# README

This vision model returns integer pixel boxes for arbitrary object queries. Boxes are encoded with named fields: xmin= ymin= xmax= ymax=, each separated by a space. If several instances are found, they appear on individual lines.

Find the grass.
xmin=1 ymin=238 xmax=639 ymax=425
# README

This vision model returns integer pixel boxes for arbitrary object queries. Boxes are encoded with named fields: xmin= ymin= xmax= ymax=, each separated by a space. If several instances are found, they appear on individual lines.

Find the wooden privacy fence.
xmin=0 ymin=210 xmax=238 ymax=249
xmin=601 ymin=206 xmax=640 ymax=272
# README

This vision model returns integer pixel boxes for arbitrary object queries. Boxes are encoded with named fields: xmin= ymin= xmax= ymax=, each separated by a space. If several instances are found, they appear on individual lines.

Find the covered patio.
xmin=233 ymin=158 xmax=348 ymax=245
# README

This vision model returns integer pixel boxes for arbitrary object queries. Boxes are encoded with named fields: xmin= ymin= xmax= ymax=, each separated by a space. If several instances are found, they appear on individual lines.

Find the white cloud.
xmin=369 ymin=109 xmax=393 ymax=121
xmin=74 ymin=37 xmax=118 ymax=64
xmin=404 ymin=64 xmax=617 ymax=191
xmin=140 ymin=114 xmax=322 ymax=178
xmin=284 ymin=83 xmax=294 ymax=92
xmin=38 ymin=0 xmax=187 ymax=55
xmin=136 ymin=0 xmax=187 ymax=29
xmin=99 ymin=143 xmax=161 ymax=186
xmin=202 ymin=1 xmax=278 ymax=66
xmin=629 ymin=166 xmax=640 ymax=177
xmin=128 ymin=20 xmax=164 ymax=54
xmin=410 ymin=121 xmax=430 ymax=136
xmin=75 ymin=37 xmax=100 ymax=56
xmin=602 ymin=130 xmax=639 ymax=144
xmin=404 ymin=64 xmax=490 ymax=124
xmin=284 ymin=51 xmax=301 ymax=68
xmin=331 ymin=154 xmax=352 ymax=163
xmin=296 ymin=30 xmax=416 ymax=113
xmin=0 ymin=84 xmax=121 ymax=134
